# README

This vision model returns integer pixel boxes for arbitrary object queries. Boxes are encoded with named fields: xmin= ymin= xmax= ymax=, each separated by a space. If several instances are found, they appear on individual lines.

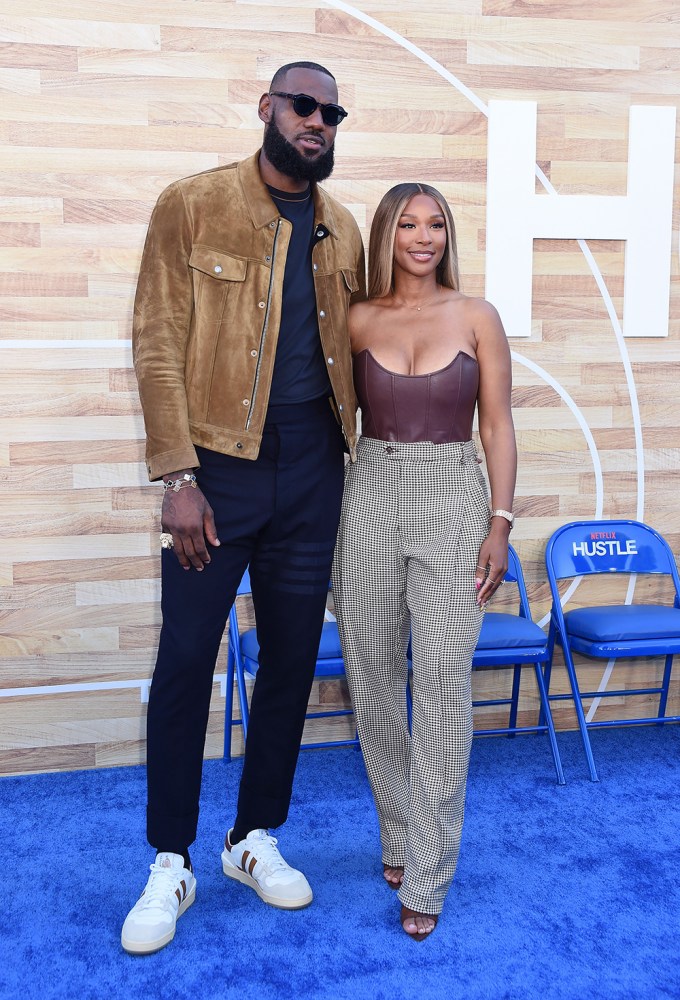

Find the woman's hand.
xmin=474 ymin=524 xmax=510 ymax=606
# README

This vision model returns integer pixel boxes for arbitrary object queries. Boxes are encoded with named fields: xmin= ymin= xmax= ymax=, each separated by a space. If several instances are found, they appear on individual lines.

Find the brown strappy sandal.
xmin=400 ymin=905 xmax=438 ymax=941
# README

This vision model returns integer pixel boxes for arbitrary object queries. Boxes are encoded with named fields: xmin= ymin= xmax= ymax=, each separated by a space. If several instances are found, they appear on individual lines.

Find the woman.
xmin=332 ymin=183 xmax=516 ymax=940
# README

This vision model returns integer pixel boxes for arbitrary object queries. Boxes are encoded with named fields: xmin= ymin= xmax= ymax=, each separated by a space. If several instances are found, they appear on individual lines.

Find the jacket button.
xmin=313 ymin=263 xmax=318 ymax=271
xmin=319 ymin=310 xmax=325 ymax=318
xmin=250 ymin=349 xmax=258 ymax=357
xmin=236 ymin=442 xmax=243 ymax=449
xmin=214 ymin=265 xmax=222 ymax=273
xmin=338 ymin=404 xmax=343 ymax=411
xmin=270 ymin=222 xmax=276 ymax=228
xmin=242 ymin=399 xmax=249 ymax=406
xmin=327 ymin=357 xmax=334 ymax=365
xmin=265 ymin=255 xmax=271 ymax=262
xmin=258 ymin=301 xmax=265 ymax=308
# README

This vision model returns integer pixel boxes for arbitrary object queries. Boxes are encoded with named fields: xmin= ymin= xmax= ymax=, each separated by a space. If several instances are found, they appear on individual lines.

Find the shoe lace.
xmin=140 ymin=863 xmax=183 ymax=907
xmin=249 ymin=832 xmax=287 ymax=874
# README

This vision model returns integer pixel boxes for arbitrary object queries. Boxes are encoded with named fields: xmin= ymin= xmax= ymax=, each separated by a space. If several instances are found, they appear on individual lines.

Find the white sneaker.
xmin=121 ymin=852 xmax=196 ymax=954
xmin=221 ymin=829 xmax=313 ymax=909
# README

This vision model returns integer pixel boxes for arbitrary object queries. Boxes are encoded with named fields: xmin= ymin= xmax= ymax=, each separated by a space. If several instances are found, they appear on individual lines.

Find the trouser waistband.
xmin=356 ymin=436 xmax=478 ymax=463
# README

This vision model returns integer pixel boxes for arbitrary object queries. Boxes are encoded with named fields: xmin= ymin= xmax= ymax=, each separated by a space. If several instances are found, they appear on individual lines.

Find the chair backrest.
xmin=232 ymin=568 xmax=332 ymax=600
xmin=228 ymin=570 xmax=253 ymax=653
xmin=471 ymin=544 xmax=548 ymax=666
xmin=504 ymin=543 xmax=533 ymax=620
xmin=545 ymin=520 xmax=680 ymax=588
xmin=229 ymin=569 xmax=335 ymax=643
xmin=235 ymin=567 xmax=252 ymax=597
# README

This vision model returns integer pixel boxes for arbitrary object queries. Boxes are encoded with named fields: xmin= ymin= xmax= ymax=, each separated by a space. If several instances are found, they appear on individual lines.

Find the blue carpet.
xmin=1 ymin=725 xmax=679 ymax=1000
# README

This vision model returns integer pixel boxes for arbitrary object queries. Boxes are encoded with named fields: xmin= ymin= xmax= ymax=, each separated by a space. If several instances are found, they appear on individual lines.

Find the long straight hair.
xmin=368 ymin=183 xmax=460 ymax=300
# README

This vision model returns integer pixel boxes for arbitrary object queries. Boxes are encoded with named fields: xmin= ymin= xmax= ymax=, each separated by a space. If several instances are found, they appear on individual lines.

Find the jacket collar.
xmin=237 ymin=149 xmax=340 ymax=239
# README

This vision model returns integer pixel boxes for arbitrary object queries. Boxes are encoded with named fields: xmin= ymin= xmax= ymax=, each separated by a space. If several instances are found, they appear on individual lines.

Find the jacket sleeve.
xmin=351 ymin=236 xmax=367 ymax=305
xmin=132 ymin=182 xmax=200 ymax=481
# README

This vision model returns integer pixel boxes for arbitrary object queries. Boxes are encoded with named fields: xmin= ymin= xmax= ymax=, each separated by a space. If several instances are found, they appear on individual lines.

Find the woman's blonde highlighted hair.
xmin=368 ymin=183 xmax=460 ymax=300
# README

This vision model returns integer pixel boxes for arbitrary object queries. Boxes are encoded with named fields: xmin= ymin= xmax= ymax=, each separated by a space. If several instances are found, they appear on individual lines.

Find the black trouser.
xmin=146 ymin=397 xmax=345 ymax=852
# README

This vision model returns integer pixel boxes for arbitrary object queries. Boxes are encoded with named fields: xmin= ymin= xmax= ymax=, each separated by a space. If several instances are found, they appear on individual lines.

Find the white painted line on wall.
xmin=0 ymin=679 xmax=152 ymax=703
xmin=0 ymin=674 xmax=229 ymax=704
xmin=511 ymin=351 xmax=604 ymax=629
xmin=0 ymin=339 xmax=132 ymax=350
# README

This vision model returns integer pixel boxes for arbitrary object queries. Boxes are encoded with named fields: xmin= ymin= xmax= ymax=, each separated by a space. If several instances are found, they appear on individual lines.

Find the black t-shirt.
xmin=267 ymin=184 xmax=331 ymax=405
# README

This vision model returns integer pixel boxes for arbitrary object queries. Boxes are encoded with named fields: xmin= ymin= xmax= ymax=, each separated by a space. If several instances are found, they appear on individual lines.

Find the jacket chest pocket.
xmin=186 ymin=247 xmax=249 ymax=415
xmin=189 ymin=246 xmax=247 ymax=320
xmin=340 ymin=267 xmax=359 ymax=295
xmin=314 ymin=264 xmax=359 ymax=324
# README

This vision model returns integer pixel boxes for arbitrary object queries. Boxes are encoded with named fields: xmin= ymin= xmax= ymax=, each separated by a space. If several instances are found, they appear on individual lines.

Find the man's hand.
xmin=161 ymin=471 xmax=220 ymax=570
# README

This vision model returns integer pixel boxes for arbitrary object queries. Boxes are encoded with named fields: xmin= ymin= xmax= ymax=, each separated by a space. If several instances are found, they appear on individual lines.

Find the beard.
xmin=262 ymin=114 xmax=335 ymax=184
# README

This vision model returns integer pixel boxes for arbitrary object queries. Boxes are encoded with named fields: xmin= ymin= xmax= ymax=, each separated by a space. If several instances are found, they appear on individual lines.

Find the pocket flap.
xmin=341 ymin=268 xmax=359 ymax=293
xmin=189 ymin=246 xmax=247 ymax=281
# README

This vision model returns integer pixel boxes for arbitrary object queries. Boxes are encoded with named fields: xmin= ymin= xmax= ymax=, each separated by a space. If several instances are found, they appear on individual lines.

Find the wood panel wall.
xmin=1 ymin=0 xmax=679 ymax=775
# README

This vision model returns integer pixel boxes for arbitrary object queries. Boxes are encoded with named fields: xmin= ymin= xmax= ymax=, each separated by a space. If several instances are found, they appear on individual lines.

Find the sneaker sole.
xmin=221 ymin=858 xmax=313 ymax=910
xmin=121 ymin=883 xmax=196 ymax=955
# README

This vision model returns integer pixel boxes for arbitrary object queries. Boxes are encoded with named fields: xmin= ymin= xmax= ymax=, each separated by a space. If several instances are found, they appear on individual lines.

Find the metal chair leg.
xmin=533 ymin=662 xmax=566 ymax=785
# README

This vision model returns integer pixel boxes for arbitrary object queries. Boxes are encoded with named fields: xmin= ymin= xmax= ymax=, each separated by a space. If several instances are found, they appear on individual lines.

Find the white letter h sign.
xmin=485 ymin=101 xmax=676 ymax=338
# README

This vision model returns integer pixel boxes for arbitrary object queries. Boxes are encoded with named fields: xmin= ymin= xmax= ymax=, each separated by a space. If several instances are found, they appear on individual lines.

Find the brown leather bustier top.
xmin=353 ymin=349 xmax=479 ymax=444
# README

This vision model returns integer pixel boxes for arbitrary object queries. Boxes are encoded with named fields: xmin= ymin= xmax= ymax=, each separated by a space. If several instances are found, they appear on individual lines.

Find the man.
xmin=122 ymin=61 xmax=366 ymax=955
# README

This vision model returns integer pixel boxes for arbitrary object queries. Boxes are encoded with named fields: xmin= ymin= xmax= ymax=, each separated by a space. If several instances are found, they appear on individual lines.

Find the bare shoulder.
xmin=349 ymin=299 xmax=378 ymax=322
xmin=349 ymin=297 xmax=388 ymax=344
xmin=458 ymin=294 xmax=502 ymax=326
xmin=455 ymin=295 xmax=505 ymax=345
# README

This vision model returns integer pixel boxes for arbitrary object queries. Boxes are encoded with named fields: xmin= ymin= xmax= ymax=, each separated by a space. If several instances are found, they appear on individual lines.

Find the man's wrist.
xmin=162 ymin=467 xmax=195 ymax=481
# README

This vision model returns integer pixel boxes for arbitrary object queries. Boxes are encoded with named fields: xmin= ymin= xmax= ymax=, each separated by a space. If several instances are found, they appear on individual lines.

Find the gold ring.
xmin=160 ymin=532 xmax=174 ymax=549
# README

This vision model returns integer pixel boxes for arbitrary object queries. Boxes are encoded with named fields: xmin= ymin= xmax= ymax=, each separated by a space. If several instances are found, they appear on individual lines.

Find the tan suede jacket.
xmin=133 ymin=151 xmax=366 ymax=481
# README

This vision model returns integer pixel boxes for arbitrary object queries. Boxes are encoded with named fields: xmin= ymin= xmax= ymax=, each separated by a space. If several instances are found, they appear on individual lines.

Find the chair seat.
xmin=476 ymin=612 xmax=548 ymax=649
xmin=240 ymin=621 xmax=344 ymax=676
xmin=565 ymin=604 xmax=680 ymax=642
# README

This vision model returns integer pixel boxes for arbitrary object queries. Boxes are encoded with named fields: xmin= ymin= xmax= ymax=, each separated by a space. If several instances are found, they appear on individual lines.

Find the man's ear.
xmin=258 ymin=93 xmax=272 ymax=125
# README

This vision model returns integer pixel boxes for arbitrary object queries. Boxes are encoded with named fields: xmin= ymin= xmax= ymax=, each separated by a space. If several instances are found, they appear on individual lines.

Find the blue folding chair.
xmin=545 ymin=519 xmax=680 ymax=782
xmin=224 ymin=568 xmax=359 ymax=759
xmin=408 ymin=544 xmax=565 ymax=785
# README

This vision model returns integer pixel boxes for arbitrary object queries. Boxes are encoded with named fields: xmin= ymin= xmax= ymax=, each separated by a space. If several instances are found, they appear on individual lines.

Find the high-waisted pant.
xmin=146 ymin=397 xmax=345 ymax=852
xmin=332 ymin=436 xmax=489 ymax=915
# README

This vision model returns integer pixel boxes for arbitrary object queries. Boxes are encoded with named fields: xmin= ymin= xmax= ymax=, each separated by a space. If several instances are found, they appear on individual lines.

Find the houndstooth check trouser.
xmin=332 ymin=436 xmax=489 ymax=915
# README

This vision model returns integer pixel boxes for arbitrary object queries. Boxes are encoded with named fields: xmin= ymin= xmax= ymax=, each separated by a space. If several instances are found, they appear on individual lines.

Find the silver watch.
xmin=490 ymin=508 xmax=514 ymax=529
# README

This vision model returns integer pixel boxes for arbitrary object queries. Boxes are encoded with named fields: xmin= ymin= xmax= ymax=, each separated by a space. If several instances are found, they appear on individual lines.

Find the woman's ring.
xmin=160 ymin=532 xmax=174 ymax=549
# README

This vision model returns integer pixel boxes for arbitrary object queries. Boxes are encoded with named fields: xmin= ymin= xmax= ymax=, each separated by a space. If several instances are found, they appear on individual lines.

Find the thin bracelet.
xmin=163 ymin=473 xmax=197 ymax=493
